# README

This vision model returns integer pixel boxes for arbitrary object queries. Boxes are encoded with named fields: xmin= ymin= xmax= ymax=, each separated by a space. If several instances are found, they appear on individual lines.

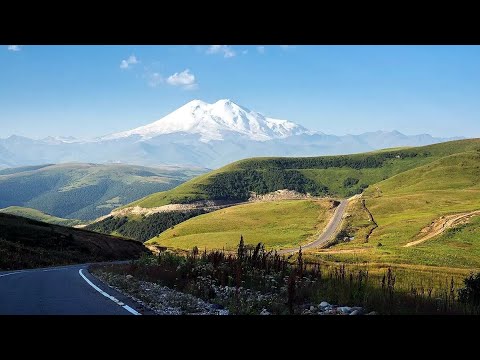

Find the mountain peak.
xmin=102 ymin=99 xmax=309 ymax=142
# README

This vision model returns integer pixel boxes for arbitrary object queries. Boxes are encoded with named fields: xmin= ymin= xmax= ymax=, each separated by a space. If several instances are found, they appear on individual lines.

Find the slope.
xmin=0 ymin=213 xmax=148 ymax=270
xmin=319 ymin=149 xmax=480 ymax=268
xmin=126 ymin=139 xmax=480 ymax=209
xmin=0 ymin=163 xmax=206 ymax=220
xmin=0 ymin=206 xmax=82 ymax=227
xmin=147 ymin=200 xmax=336 ymax=251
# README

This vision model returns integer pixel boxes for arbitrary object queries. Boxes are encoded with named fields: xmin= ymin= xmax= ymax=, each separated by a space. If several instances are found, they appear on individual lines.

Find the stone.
xmin=126 ymin=275 xmax=133 ymax=280
xmin=319 ymin=301 xmax=330 ymax=308
xmin=349 ymin=310 xmax=360 ymax=315
xmin=260 ymin=308 xmax=270 ymax=315
xmin=310 ymin=305 xmax=316 ymax=312
xmin=337 ymin=306 xmax=352 ymax=314
xmin=366 ymin=311 xmax=378 ymax=315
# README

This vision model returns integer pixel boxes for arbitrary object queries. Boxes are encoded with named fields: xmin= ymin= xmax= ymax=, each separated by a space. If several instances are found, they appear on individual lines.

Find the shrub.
xmin=458 ymin=272 xmax=480 ymax=307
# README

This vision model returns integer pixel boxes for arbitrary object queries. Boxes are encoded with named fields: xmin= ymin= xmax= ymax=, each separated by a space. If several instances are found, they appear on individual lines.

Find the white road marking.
xmin=78 ymin=269 xmax=141 ymax=315
xmin=0 ymin=271 xmax=26 ymax=278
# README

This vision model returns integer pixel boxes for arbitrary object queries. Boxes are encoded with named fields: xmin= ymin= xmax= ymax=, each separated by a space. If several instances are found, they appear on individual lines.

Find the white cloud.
xmin=280 ymin=45 xmax=295 ymax=50
xmin=147 ymin=72 xmax=163 ymax=87
xmin=7 ymin=45 xmax=21 ymax=52
xmin=206 ymin=45 xmax=236 ymax=58
xmin=166 ymin=69 xmax=197 ymax=90
xmin=257 ymin=46 xmax=265 ymax=54
xmin=120 ymin=55 xmax=139 ymax=69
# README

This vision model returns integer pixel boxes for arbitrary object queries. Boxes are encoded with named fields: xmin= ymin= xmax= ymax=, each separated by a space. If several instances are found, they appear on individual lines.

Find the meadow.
xmin=148 ymin=200 xmax=334 ymax=251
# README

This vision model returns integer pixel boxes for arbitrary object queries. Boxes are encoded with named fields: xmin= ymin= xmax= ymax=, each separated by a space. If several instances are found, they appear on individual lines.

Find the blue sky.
xmin=1 ymin=45 xmax=480 ymax=139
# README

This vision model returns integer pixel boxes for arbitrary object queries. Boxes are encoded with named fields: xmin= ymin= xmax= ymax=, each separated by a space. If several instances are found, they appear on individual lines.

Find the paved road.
xmin=0 ymin=263 xmax=143 ymax=315
xmin=279 ymin=199 xmax=349 ymax=255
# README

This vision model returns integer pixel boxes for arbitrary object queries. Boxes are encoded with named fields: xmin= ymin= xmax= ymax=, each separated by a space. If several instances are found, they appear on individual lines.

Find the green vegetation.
xmin=0 ymin=163 xmax=205 ymax=220
xmin=86 ymin=210 xmax=206 ymax=242
xmin=130 ymin=139 xmax=480 ymax=271
xmin=93 ymin=240 xmax=480 ymax=314
xmin=315 ymin=150 xmax=480 ymax=268
xmin=128 ymin=139 xmax=480 ymax=209
xmin=0 ymin=213 xmax=147 ymax=270
xmin=148 ymin=200 xmax=333 ymax=251
xmin=0 ymin=206 xmax=82 ymax=226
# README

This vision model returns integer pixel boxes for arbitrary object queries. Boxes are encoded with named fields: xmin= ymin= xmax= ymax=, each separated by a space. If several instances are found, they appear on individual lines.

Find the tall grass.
xmin=94 ymin=237 xmax=480 ymax=315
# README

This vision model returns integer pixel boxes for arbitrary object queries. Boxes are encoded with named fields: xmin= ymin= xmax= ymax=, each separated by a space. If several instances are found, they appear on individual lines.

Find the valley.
xmin=81 ymin=139 xmax=480 ymax=275
xmin=3 ymin=135 xmax=480 ymax=315
xmin=0 ymin=163 xmax=205 ymax=221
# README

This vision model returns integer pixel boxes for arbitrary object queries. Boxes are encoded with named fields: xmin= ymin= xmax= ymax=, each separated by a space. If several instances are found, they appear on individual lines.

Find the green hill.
xmin=318 ymin=149 xmax=480 ymax=268
xmin=135 ymin=139 xmax=480 ymax=270
xmin=0 ymin=163 xmax=206 ymax=220
xmin=0 ymin=213 xmax=148 ymax=270
xmin=0 ymin=206 xmax=82 ymax=226
xmin=147 ymin=200 xmax=334 ymax=251
xmin=127 ymin=139 xmax=480 ymax=209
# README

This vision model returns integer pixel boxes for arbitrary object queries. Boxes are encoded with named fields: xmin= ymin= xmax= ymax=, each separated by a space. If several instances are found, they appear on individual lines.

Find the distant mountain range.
xmin=0 ymin=99 xmax=463 ymax=169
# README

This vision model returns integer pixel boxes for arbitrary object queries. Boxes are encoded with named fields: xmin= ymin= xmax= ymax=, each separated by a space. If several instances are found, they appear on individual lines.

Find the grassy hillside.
xmin=0 ymin=206 xmax=82 ymax=226
xmin=317 ymin=150 xmax=480 ymax=268
xmin=0 ymin=213 xmax=148 ymax=270
xmin=137 ymin=139 xmax=480 ymax=269
xmin=0 ymin=163 xmax=206 ymax=220
xmin=147 ymin=199 xmax=335 ymax=251
xmin=86 ymin=209 xmax=206 ymax=242
xmin=128 ymin=139 xmax=480 ymax=209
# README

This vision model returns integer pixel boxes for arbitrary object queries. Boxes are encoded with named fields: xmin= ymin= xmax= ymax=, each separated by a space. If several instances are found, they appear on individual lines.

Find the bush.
xmin=343 ymin=177 xmax=359 ymax=188
xmin=458 ymin=272 xmax=480 ymax=307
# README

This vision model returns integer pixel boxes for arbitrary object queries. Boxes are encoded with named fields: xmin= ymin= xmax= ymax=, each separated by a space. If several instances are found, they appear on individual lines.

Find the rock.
xmin=211 ymin=303 xmax=224 ymax=310
xmin=366 ymin=311 xmax=378 ymax=315
xmin=260 ymin=308 xmax=270 ymax=315
xmin=126 ymin=275 xmax=133 ymax=280
xmin=337 ymin=306 xmax=352 ymax=314
xmin=349 ymin=310 xmax=360 ymax=315
xmin=319 ymin=301 xmax=330 ymax=308
xmin=310 ymin=305 xmax=316 ymax=312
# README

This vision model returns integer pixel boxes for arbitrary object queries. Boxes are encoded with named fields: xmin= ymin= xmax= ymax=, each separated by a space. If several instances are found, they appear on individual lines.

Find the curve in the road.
xmin=278 ymin=198 xmax=350 ymax=255
xmin=0 ymin=264 xmax=143 ymax=315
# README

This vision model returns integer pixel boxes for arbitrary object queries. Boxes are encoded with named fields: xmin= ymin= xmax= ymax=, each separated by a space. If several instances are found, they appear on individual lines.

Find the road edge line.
xmin=78 ymin=269 xmax=141 ymax=315
xmin=0 ymin=271 xmax=26 ymax=278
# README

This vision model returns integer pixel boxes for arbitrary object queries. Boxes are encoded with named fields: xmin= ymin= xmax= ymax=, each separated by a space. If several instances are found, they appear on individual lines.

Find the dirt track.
xmin=404 ymin=210 xmax=480 ymax=247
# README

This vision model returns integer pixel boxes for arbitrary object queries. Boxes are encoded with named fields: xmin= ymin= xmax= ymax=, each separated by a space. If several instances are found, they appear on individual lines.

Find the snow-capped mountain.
xmin=102 ymin=99 xmax=311 ymax=142
xmin=0 ymin=99 xmax=464 ymax=169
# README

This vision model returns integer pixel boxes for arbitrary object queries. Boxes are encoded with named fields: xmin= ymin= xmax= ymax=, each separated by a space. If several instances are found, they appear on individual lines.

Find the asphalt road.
xmin=279 ymin=199 xmax=349 ymax=255
xmin=0 ymin=263 xmax=143 ymax=315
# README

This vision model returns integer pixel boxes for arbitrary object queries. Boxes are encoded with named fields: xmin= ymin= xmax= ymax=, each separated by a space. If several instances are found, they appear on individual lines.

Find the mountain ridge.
xmin=0 ymin=99 xmax=464 ymax=169
xmin=101 ymin=99 xmax=311 ymax=142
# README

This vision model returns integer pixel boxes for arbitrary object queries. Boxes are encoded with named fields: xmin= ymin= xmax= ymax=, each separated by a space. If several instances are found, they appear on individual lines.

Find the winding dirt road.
xmin=404 ymin=210 xmax=480 ymax=247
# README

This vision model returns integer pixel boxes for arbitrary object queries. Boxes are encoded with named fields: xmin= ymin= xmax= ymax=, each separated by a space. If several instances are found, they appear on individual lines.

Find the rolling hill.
xmin=147 ymin=200 xmax=336 ymax=251
xmin=0 ymin=206 xmax=82 ymax=226
xmin=90 ymin=139 xmax=480 ymax=268
xmin=126 ymin=139 xmax=480 ymax=209
xmin=0 ymin=163 xmax=206 ymax=221
xmin=311 ymin=148 xmax=480 ymax=268
xmin=0 ymin=213 xmax=148 ymax=270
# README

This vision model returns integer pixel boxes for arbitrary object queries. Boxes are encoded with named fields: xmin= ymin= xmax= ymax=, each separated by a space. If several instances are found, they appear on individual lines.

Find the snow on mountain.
xmin=102 ymin=99 xmax=310 ymax=142
xmin=41 ymin=136 xmax=79 ymax=144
